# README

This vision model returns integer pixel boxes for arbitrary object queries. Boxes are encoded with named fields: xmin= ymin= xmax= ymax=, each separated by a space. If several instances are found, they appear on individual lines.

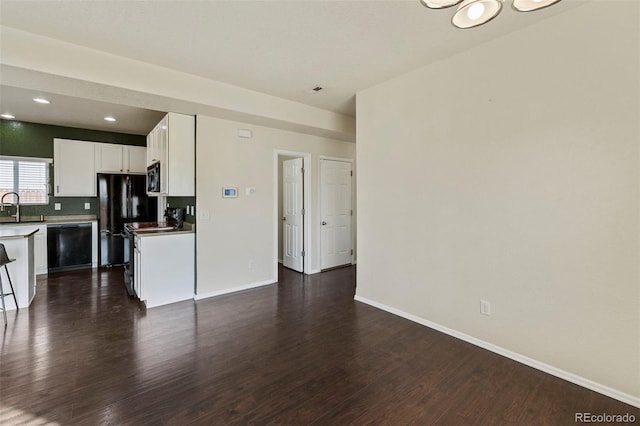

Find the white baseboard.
xmin=195 ymin=279 xmax=276 ymax=301
xmin=354 ymin=295 xmax=640 ymax=409
xmin=306 ymin=269 xmax=321 ymax=275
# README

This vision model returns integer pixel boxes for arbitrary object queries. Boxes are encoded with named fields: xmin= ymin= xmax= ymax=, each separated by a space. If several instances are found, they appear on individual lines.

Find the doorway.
xmin=274 ymin=150 xmax=311 ymax=280
xmin=320 ymin=158 xmax=353 ymax=270
xmin=282 ymin=157 xmax=303 ymax=272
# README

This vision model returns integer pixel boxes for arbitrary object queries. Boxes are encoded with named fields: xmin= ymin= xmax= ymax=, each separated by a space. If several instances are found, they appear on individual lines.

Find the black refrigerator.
xmin=98 ymin=174 xmax=157 ymax=267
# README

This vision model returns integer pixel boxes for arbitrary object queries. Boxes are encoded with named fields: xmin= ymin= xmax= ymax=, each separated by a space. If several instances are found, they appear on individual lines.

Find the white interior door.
xmin=282 ymin=158 xmax=304 ymax=272
xmin=321 ymin=159 xmax=352 ymax=270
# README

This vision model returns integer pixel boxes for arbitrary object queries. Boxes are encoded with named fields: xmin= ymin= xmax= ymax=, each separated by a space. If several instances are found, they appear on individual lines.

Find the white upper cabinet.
xmin=146 ymin=113 xmax=194 ymax=196
xmin=125 ymin=146 xmax=147 ymax=174
xmin=96 ymin=144 xmax=124 ymax=173
xmin=54 ymin=139 xmax=96 ymax=196
xmin=96 ymin=144 xmax=147 ymax=174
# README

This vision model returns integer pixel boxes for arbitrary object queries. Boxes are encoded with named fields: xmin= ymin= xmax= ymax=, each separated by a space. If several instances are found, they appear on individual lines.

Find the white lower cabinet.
xmin=133 ymin=236 xmax=141 ymax=298
xmin=135 ymin=232 xmax=194 ymax=308
xmin=34 ymin=232 xmax=47 ymax=275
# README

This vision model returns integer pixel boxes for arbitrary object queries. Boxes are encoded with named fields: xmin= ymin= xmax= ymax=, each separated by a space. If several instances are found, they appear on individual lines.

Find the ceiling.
xmin=0 ymin=0 xmax=582 ymax=135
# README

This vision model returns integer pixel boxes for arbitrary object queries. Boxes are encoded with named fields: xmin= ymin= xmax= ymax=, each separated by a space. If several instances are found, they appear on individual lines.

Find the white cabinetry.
xmin=96 ymin=144 xmax=147 ymax=174
xmin=96 ymin=144 xmax=123 ymax=173
xmin=125 ymin=146 xmax=147 ymax=174
xmin=135 ymin=232 xmax=194 ymax=308
xmin=134 ymin=236 xmax=141 ymax=297
xmin=0 ymin=230 xmax=36 ymax=309
xmin=146 ymin=113 xmax=194 ymax=196
xmin=53 ymin=139 xmax=96 ymax=196
xmin=34 ymin=228 xmax=47 ymax=274
xmin=2 ymin=224 xmax=47 ymax=275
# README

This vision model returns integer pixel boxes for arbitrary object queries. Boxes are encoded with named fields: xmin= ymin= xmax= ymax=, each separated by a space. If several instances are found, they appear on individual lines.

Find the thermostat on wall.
xmin=222 ymin=187 xmax=238 ymax=198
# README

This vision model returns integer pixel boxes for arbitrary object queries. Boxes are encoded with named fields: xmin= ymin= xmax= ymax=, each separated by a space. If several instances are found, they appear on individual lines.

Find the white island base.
xmin=0 ymin=228 xmax=38 ymax=310
xmin=134 ymin=232 xmax=194 ymax=308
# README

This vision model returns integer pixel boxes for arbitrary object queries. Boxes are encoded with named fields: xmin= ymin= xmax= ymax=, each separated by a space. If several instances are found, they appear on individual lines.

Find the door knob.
xmin=282 ymin=217 xmax=286 ymax=221
xmin=322 ymin=221 xmax=327 ymax=226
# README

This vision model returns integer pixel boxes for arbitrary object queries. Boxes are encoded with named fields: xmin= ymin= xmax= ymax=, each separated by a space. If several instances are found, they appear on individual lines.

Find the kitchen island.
xmin=129 ymin=223 xmax=195 ymax=308
xmin=0 ymin=227 xmax=38 ymax=310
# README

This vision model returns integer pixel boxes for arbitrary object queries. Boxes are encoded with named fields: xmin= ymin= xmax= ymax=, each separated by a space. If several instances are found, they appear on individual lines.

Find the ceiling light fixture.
xmin=1 ymin=113 xmax=16 ymax=119
xmin=33 ymin=97 xmax=51 ymax=104
xmin=420 ymin=0 xmax=562 ymax=29
xmin=104 ymin=116 xmax=117 ymax=122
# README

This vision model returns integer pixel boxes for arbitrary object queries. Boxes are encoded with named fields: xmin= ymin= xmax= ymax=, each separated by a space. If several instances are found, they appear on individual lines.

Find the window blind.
xmin=0 ymin=157 xmax=50 ymax=205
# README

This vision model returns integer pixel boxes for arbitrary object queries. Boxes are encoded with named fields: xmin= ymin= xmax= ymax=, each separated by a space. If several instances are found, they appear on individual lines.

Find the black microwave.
xmin=147 ymin=162 xmax=160 ymax=193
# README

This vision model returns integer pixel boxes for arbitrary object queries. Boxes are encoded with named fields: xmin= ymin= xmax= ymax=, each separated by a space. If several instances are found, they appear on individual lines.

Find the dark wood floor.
xmin=1 ymin=266 xmax=637 ymax=425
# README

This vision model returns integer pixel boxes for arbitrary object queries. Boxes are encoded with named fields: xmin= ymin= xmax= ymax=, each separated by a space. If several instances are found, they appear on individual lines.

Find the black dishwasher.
xmin=47 ymin=223 xmax=93 ymax=272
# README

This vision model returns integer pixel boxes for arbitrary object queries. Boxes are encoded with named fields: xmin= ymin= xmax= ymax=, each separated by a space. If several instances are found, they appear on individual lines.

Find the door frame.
xmin=318 ymin=156 xmax=355 ymax=270
xmin=273 ymin=149 xmax=312 ymax=281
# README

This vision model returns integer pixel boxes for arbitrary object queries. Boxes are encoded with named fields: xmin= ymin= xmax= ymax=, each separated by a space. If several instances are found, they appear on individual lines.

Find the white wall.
xmin=356 ymin=1 xmax=639 ymax=403
xmin=196 ymin=115 xmax=356 ymax=296
xmin=0 ymin=26 xmax=355 ymax=142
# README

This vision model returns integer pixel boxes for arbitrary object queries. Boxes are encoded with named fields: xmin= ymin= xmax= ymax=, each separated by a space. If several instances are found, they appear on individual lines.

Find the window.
xmin=0 ymin=156 xmax=52 ymax=205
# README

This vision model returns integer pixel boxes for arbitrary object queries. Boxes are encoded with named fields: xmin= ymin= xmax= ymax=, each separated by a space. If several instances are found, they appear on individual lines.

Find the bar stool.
xmin=0 ymin=243 xmax=18 ymax=327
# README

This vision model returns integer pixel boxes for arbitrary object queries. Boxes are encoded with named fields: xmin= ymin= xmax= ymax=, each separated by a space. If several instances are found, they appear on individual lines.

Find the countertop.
xmin=0 ymin=227 xmax=40 ymax=239
xmin=133 ymin=222 xmax=195 ymax=237
xmin=0 ymin=215 xmax=97 ymax=226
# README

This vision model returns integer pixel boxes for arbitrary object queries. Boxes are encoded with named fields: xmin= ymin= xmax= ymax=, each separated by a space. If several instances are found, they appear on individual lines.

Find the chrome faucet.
xmin=0 ymin=192 xmax=20 ymax=222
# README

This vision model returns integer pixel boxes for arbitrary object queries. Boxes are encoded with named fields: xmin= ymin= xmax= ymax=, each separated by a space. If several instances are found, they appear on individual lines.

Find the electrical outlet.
xmin=54 ymin=203 xmax=61 ymax=211
xmin=248 ymin=259 xmax=255 ymax=269
xmin=480 ymin=300 xmax=491 ymax=316
xmin=84 ymin=203 xmax=90 ymax=210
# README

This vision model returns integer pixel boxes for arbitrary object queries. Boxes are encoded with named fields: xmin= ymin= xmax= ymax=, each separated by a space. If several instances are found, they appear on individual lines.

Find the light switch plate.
xmin=54 ymin=203 xmax=61 ymax=211
xmin=198 ymin=210 xmax=210 ymax=220
xmin=84 ymin=203 xmax=90 ymax=210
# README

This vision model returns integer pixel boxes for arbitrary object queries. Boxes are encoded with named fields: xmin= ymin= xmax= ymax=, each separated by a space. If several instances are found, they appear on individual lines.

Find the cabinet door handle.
xmin=56 ymin=185 xmax=59 ymax=194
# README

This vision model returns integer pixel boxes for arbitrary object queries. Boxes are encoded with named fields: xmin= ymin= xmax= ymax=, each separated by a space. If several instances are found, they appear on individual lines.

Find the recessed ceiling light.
xmin=104 ymin=116 xmax=117 ymax=122
xmin=1 ymin=113 xmax=16 ymax=119
xmin=33 ymin=97 xmax=51 ymax=104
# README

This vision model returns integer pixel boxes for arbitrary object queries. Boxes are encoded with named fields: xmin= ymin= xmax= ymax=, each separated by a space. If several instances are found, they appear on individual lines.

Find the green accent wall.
xmin=0 ymin=120 xmax=145 ymax=158
xmin=0 ymin=120 xmax=146 ymax=218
